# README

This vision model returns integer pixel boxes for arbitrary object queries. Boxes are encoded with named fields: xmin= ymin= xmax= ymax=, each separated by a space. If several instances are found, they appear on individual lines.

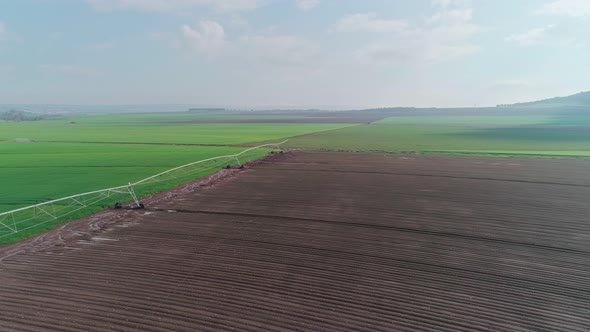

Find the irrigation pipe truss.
xmin=0 ymin=140 xmax=287 ymax=231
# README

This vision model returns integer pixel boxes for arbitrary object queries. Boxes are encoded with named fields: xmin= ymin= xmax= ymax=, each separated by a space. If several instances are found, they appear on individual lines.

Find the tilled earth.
xmin=1 ymin=152 xmax=590 ymax=331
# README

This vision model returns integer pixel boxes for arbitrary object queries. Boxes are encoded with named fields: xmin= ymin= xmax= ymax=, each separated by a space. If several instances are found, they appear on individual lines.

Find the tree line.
xmin=0 ymin=110 xmax=46 ymax=121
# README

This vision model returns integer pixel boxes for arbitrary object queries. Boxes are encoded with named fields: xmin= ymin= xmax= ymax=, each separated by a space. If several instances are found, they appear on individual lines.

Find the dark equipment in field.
xmin=114 ymin=202 xmax=145 ymax=210
xmin=113 ymin=182 xmax=145 ymax=210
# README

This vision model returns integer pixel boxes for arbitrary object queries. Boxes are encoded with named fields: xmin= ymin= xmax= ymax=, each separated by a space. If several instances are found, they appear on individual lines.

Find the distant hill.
xmin=498 ymin=91 xmax=590 ymax=108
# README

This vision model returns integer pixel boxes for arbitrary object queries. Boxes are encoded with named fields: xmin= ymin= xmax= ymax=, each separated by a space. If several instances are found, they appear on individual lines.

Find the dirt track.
xmin=1 ymin=152 xmax=590 ymax=331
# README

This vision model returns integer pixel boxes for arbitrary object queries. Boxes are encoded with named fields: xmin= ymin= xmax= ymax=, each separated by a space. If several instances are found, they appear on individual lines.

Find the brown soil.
xmin=1 ymin=152 xmax=590 ymax=331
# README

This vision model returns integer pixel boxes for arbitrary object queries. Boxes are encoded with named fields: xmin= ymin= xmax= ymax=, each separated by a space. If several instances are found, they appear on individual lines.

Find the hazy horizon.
xmin=1 ymin=0 xmax=589 ymax=108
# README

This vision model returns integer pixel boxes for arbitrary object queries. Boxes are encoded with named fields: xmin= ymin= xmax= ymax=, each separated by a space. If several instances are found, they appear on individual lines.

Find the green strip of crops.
xmin=287 ymin=118 xmax=590 ymax=158
xmin=0 ymin=121 xmax=351 ymax=145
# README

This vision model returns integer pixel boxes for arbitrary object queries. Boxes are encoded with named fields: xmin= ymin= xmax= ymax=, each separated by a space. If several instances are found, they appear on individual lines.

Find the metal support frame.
xmin=127 ymin=183 xmax=142 ymax=208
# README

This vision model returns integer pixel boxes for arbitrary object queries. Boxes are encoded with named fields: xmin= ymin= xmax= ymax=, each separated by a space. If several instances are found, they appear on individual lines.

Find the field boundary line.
xmin=286 ymin=147 xmax=590 ymax=159
xmin=266 ymin=167 xmax=590 ymax=187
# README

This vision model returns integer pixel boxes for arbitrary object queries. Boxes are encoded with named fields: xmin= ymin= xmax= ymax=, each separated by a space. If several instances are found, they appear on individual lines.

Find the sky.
xmin=0 ymin=0 xmax=589 ymax=108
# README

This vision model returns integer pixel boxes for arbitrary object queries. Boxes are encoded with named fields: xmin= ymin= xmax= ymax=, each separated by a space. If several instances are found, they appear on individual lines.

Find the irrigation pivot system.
xmin=0 ymin=141 xmax=286 ymax=242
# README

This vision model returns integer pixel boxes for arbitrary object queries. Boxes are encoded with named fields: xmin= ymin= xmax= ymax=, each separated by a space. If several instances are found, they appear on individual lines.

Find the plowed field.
xmin=1 ymin=152 xmax=590 ymax=331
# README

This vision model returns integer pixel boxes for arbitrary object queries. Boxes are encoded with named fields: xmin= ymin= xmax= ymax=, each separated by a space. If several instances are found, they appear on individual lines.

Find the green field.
xmin=0 ymin=117 xmax=347 ymax=145
xmin=287 ymin=114 xmax=590 ymax=157
xmin=0 ymin=115 xmax=348 ymax=212
xmin=62 ymin=112 xmax=309 ymax=123
xmin=0 ymin=143 xmax=246 ymax=212
xmin=374 ymin=115 xmax=556 ymax=126
xmin=0 ymin=142 xmax=271 ymax=243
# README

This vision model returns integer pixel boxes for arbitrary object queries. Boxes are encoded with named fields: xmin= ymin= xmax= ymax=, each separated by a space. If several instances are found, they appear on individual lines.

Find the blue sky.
xmin=0 ymin=0 xmax=589 ymax=108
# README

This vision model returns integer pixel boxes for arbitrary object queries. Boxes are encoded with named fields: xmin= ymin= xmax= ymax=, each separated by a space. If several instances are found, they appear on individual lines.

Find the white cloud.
xmin=38 ymin=64 xmax=104 ymax=78
xmin=505 ymin=25 xmax=556 ymax=46
xmin=427 ymin=7 xmax=472 ymax=26
xmin=420 ymin=4 xmax=480 ymax=62
xmin=432 ymin=0 xmax=471 ymax=9
xmin=334 ymin=13 xmax=407 ymax=33
xmin=350 ymin=0 xmax=479 ymax=65
xmin=295 ymin=0 xmax=319 ymax=11
xmin=87 ymin=0 xmax=265 ymax=12
xmin=179 ymin=20 xmax=318 ymax=67
xmin=426 ymin=9 xmax=479 ymax=42
xmin=537 ymin=0 xmax=590 ymax=17
xmin=355 ymin=39 xmax=477 ymax=66
xmin=238 ymin=35 xmax=319 ymax=66
xmin=505 ymin=24 xmax=584 ymax=48
xmin=181 ymin=21 xmax=226 ymax=56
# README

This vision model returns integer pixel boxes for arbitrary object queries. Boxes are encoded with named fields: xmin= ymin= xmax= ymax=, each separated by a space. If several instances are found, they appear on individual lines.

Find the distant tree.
xmin=0 ymin=110 xmax=45 ymax=121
